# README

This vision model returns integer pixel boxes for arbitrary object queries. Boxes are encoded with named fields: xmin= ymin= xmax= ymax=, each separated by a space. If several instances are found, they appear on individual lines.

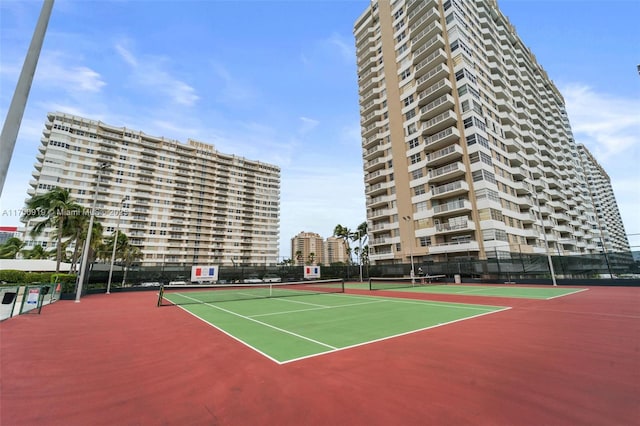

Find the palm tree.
xmin=63 ymin=211 xmax=89 ymax=273
xmin=307 ymin=252 xmax=315 ymax=265
xmin=22 ymin=244 xmax=49 ymax=259
xmin=0 ymin=237 xmax=24 ymax=259
xmin=351 ymin=221 xmax=369 ymax=265
xmin=333 ymin=224 xmax=352 ymax=265
xmin=23 ymin=187 xmax=79 ymax=273
xmin=121 ymin=245 xmax=142 ymax=286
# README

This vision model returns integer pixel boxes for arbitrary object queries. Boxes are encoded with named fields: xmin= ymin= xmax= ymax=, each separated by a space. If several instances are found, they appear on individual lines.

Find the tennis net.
xmin=369 ymin=275 xmax=447 ymax=290
xmin=157 ymin=279 xmax=345 ymax=306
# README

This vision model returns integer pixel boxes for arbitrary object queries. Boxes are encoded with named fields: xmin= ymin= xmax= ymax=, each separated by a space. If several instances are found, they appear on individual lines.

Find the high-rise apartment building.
xmin=291 ymin=231 xmax=324 ymax=265
xmin=324 ymin=236 xmax=349 ymax=264
xmin=577 ymin=144 xmax=631 ymax=254
xmin=25 ymin=112 xmax=281 ymax=266
xmin=354 ymin=0 xmax=602 ymax=265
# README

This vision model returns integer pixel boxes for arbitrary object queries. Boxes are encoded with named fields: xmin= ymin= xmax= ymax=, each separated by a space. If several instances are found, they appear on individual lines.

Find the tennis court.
xmin=369 ymin=278 xmax=587 ymax=299
xmin=159 ymin=281 xmax=509 ymax=363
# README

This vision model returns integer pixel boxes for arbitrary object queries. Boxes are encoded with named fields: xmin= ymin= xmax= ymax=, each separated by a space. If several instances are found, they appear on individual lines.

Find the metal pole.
xmin=403 ymin=216 xmax=415 ymax=283
xmin=0 ymin=0 xmax=54 ymax=195
xmin=76 ymin=163 xmax=109 ymax=302
xmin=532 ymin=183 xmax=557 ymax=286
xmin=106 ymin=196 xmax=127 ymax=294
xmin=358 ymin=230 xmax=363 ymax=282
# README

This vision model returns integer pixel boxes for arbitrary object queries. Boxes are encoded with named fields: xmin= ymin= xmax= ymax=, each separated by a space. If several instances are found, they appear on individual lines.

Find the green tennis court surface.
xmin=165 ymin=292 xmax=509 ymax=363
xmin=371 ymin=283 xmax=587 ymax=299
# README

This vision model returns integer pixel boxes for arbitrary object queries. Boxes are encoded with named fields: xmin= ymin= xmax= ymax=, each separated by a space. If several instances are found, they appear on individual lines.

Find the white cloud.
xmin=114 ymin=42 xmax=138 ymax=67
xmin=114 ymin=41 xmax=200 ymax=107
xmin=299 ymin=116 xmax=319 ymax=134
xmin=325 ymin=33 xmax=354 ymax=63
xmin=36 ymin=51 xmax=106 ymax=93
xmin=210 ymin=63 xmax=258 ymax=105
xmin=561 ymin=84 xmax=640 ymax=160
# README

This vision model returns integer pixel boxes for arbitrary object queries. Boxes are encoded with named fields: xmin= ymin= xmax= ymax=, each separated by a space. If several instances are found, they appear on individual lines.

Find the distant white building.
xmin=24 ymin=112 xmax=281 ymax=266
xmin=577 ymin=144 xmax=631 ymax=254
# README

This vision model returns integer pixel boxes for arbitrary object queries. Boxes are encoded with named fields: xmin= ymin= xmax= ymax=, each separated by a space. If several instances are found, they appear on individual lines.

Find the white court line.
xmin=169 ymin=291 xmax=510 ymax=365
xmin=282 ymin=306 xmax=512 ymax=364
xmin=545 ymin=288 xmax=589 ymax=300
xmin=328 ymin=292 xmax=503 ymax=311
xmin=270 ymin=297 xmax=328 ymax=308
xmin=249 ymin=299 xmax=388 ymax=318
xmin=174 ymin=293 xmax=337 ymax=350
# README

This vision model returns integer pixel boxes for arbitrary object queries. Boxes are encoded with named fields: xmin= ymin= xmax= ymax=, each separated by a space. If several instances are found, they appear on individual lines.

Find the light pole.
xmin=107 ymin=195 xmax=128 ymax=294
xmin=76 ymin=162 xmax=110 ymax=302
xmin=358 ymin=230 xmax=363 ymax=283
xmin=0 ymin=0 xmax=54 ymax=195
xmin=531 ymin=181 xmax=557 ymax=286
xmin=402 ymin=216 xmax=415 ymax=283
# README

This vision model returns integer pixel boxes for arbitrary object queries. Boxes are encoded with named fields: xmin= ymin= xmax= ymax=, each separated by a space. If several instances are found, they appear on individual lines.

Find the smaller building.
xmin=324 ymin=236 xmax=349 ymax=265
xmin=291 ymin=232 xmax=325 ymax=265
xmin=0 ymin=227 xmax=19 ymax=245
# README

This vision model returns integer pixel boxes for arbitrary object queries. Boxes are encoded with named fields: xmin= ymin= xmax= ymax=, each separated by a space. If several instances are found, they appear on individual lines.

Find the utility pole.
xmin=0 ymin=0 xmax=54 ymax=195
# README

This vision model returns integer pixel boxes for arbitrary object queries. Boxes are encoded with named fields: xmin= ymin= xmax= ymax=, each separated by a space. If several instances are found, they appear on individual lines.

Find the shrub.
xmin=0 ymin=270 xmax=26 ymax=284
xmin=52 ymin=273 xmax=77 ymax=293
xmin=24 ymin=272 xmax=52 ymax=284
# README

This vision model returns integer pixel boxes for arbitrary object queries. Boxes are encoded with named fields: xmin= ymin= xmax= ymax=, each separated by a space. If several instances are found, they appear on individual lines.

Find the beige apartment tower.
xmin=355 ymin=0 xmax=603 ymax=265
xmin=25 ymin=112 xmax=281 ymax=266
xmin=291 ymin=232 xmax=325 ymax=265
xmin=576 ymin=144 xmax=631 ymax=254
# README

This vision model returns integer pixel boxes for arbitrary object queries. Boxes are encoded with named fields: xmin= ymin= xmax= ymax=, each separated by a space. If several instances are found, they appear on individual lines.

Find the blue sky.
xmin=1 ymin=0 xmax=639 ymax=257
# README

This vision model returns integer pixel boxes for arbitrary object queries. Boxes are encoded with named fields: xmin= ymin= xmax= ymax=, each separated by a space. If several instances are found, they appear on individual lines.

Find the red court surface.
xmin=1 ymin=285 xmax=639 ymax=425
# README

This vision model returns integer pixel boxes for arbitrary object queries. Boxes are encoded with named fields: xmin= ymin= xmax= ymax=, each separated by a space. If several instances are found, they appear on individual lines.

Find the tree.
xmin=22 ymin=244 xmax=49 ymax=259
xmin=333 ymin=224 xmax=352 ymax=265
xmin=62 ymin=209 xmax=89 ymax=273
xmin=23 ymin=187 xmax=79 ymax=273
xmin=120 ymin=245 xmax=142 ymax=286
xmin=307 ymin=252 xmax=316 ymax=265
xmin=294 ymin=250 xmax=303 ymax=266
xmin=351 ymin=222 xmax=369 ymax=265
xmin=96 ymin=231 xmax=131 ymax=264
xmin=0 ymin=237 xmax=24 ymax=259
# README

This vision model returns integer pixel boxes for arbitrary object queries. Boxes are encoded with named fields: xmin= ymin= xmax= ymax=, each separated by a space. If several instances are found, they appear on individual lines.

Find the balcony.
xmin=363 ymin=143 xmax=385 ymax=160
xmin=414 ymin=49 xmax=447 ymax=83
xmin=420 ymin=93 xmax=455 ymax=121
xmin=425 ymin=143 xmax=463 ymax=167
xmin=361 ymin=109 xmax=381 ymax=127
xmin=412 ymin=33 xmax=445 ymax=65
xmin=367 ymin=194 xmax=392 ymax=208
xmin=428 ymin=179 xmax=469 ymax=200
xmin=366 ymin=181 xmax=393 ymax=196
xmin=421 ymin=109 xmax=458 ymax=135
xmin=370 ymin=208 xmax=392 ymax=220
xmin=431 ymin=199 xmax=472 ymax=217
xmin=365 ymin=168 xmax=389 ymax=184
xmin=407 ymin=2 xmax=438 ymax=26
xmin=435 ymin=220 xmax=475 ymax=234
xmin=417 ymin=78 xmax=452 ymax=108
xmin=428 ymin=161 xmax=466 ymax=184
xmin=428 ymin=240 xmax=480 ymax=255
xmin=424 ymin=126 xmax=460 ymax=151
xmin=364 ymin=156 xmax=386 ymax=172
